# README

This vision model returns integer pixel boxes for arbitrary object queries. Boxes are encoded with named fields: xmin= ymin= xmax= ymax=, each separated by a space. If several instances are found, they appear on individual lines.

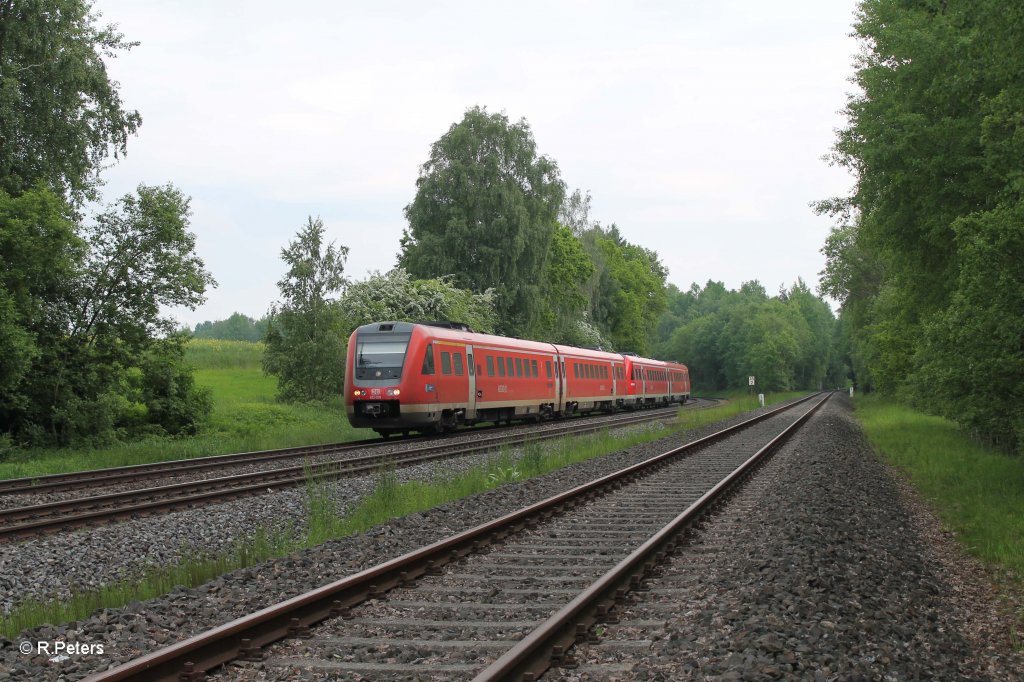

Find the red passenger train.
xmin=344 ymin=321 xmax=690 ymax=438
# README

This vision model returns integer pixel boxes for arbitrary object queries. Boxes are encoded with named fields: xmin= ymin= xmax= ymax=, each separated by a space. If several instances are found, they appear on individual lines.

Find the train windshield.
xmin=354 ymin=337 xmax=409 ymax=380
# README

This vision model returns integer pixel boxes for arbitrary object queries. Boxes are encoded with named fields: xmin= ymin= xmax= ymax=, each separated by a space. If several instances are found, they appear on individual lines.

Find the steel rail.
xmin=82 ymin=392 xmax=820 ymax=682
xmin=0 ymin=403 xmax=701 ymax=496
xmin=0 ymin=406 xmax=686 ymax=542
xmin=474 ymin=390 xmax=833 ymax=681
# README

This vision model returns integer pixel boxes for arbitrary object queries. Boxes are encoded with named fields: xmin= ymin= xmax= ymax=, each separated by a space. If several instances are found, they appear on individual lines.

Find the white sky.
xmin=94 ymin=0 xmax=859 ymax=327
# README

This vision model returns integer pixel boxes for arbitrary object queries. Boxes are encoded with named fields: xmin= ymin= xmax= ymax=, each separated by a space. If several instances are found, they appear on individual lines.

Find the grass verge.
xmin=0 ymin=392 xmax=805 ymax=636
xmin=854 ymin=395 xmax=1024 ymax=575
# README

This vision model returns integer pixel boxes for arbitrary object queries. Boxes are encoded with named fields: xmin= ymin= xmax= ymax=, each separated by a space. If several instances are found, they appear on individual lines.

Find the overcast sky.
xmin=95 ymin=0 xmax=860 ymax=328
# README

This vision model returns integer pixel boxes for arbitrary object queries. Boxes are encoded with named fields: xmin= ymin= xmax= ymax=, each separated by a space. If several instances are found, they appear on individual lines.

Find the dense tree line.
xmin=193 ymin=313 xmax=268 ymax=342
xmin=818 ymin=0 xmax=1023 ymax=452
xmin=653 ymin=280 xmax=839 ymax=392
xmin=0 ymin=3 xmax=213 ymax=447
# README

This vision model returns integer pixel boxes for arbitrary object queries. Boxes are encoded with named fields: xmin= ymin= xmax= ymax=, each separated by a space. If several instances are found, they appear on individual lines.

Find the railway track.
xmin=84 ymin=391 xmax=830 ymax=682
xmin=0 ymin=403 xmax=702 ymax=543
xmin=0 ymin=400 xmax=718 ymax=498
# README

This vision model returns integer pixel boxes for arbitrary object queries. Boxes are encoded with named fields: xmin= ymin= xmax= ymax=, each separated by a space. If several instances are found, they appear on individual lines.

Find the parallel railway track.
xmin=84 ymin=391 xmax=830 ymax=682
xmin=0 ymin=403 xmax=707 ymax=543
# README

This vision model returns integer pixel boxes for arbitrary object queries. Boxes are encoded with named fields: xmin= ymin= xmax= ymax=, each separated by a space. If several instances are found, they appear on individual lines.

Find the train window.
xmin=531 ymin=359 xmax=538 ymax=376
xmin=421 ymin=344 xmax=435 ymax=375
xmin=441 ymin=352 xmax=452 ymax=375
xmin=467 ymin=353 xmax=474 ymax=376
xmin=505 ymin=357 xmax=513 ymax=377
xmin=545 ymin=360 xmax=552 ymax=378
xmin=487 ymin=356 xmax=495 ymax=376
xmin=573 ymin=363 xmax=579 ymax=378
xmin=497 ymin=356 xmax=505 ymax=376
xmin=454 ymin=353 xmax=464 ymax=376
xmin=587 ymin=364 xmax=594 ymax=379
xmin=515 ymin=358 xmax=523 ymax=377
xmin=603 ymin=366 xmax=608 ymax=379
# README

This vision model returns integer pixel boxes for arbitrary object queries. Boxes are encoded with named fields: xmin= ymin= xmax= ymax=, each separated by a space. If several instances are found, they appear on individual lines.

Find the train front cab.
xmin=345 ymin=322 xmax=441 ymax=436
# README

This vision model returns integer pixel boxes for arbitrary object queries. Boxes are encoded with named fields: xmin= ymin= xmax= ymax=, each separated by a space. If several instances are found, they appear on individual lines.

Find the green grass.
xmin=184 ymin=338 xmax=265 ymax=370
xmin=1 ymin=393 xmax=808 ymax=636
xmin=854 ymin=395 xmax=1024 ymax=575
xmin=0 ymin=340 xmax=360 ymax=480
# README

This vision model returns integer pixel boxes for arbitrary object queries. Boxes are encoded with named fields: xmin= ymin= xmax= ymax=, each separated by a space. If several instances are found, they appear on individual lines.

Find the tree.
xmin=818 ymin=0 xmax=1024 ymax=451
xmin=193 ymin=313 xmax=268 ymax=342
xmin=0 ymin=184 xmax=214 ymax=444
xmin=72 ymin=184 xmax=216 ymax=349
xmin=0 ymin=185 xmax=82 ymax=426
xmin=263 ymin=217 xmax=349 ymax=402
xmin=338 ymin=268 xmax=497 ymax=334
xmin=661 ymin=280 xmax=836 ymax=392
xmin=581 ymin=225 xmax=667 ymax=354
xmin=399 ymin=106 xmax=565 ymax=335
xmin=0 ymin=0 xmax=141 ymax=202
xmin=533 ymin=225 xmax=595 ymax=344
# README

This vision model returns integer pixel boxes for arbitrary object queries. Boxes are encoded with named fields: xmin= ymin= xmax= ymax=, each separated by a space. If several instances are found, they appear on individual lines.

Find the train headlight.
xmin=352 ymin=389 xmax=366 ymax=397
xmin=387 ymin=388 xmax=401 ymax=396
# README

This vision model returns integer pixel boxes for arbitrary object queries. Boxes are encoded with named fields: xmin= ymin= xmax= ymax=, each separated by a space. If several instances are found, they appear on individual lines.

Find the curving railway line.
xmin=83 ymin=391 xmax=831 ymax=682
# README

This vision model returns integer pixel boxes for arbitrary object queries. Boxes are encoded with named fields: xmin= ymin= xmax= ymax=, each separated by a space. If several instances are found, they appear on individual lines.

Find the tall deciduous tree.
xmin=0 ymin=184 xmax=214 ymax=444
xmin=0 ymin=0 xmax=141 ymax=202
xmin=581 ymin=225 xmax=667 ymax=354
xmin=818 ymin=0 xmax=1024 ymax=451
xmin=399 ymin=106 xmax=565 ymax=336
xmin=263 ymin=217 xmax=349 ymax=403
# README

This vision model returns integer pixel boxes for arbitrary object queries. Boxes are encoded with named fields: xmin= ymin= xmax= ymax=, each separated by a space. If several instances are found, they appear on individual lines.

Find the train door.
xmin=554 ymin=352 xmax=565 ymax=413
xmin=466 ymin=345 xmax=477 ymax=420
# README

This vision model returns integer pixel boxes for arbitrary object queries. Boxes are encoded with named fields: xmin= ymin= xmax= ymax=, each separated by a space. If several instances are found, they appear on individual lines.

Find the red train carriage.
xmin=622 ymin=355 xmax=690 ymax=407
xmin=346 ymin=321 xmax=563 ymax=437
xmin=552 ymin=345 xmax=624 ymax=416
xmin=345 ymin=321 xmax=690 ymax=437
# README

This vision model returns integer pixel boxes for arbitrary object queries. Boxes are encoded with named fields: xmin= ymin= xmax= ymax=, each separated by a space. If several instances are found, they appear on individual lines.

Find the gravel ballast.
xmin=615 ymin=396 xmax=1024 ymax=680
xmin=2 ymin=395 xmax=1022 ymax=680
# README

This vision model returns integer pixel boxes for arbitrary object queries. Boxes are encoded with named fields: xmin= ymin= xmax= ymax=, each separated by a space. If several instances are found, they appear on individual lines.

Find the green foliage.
xmin=0 ymin=186 xmax=82 ymax=410
xmin=0 ymin=0 xmax=141 ymax=202
xmin=0 ymin=5 xmax=213 ymax=448
xmin=263 ymin=216 xmax=348 ymax=403
xmin=193 ymin=312 xmax=268 ymax=342
xmin=532 ymin=225 xmax=597 ymax=344
xmin=580 ymin=225 xmax=667 ymax=354
xmin=0 ymin=185 xmax=214 ymax=446
xmin=819 ymin=0 xmax=1024 ymax=451
xmin=400 ymin=106 xmax=566 ymax=335
xmin=134 ymin=336 xmax=213 ymax=436
xmin=338 ymin=268 xmax=497 ymax=334
xmin=661 ymin=280 xmax=836 ymax=392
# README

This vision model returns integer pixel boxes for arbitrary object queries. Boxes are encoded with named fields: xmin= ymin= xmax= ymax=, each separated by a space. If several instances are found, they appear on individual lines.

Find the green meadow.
xmin=0 ymin=340 xmax=359 ymax=480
